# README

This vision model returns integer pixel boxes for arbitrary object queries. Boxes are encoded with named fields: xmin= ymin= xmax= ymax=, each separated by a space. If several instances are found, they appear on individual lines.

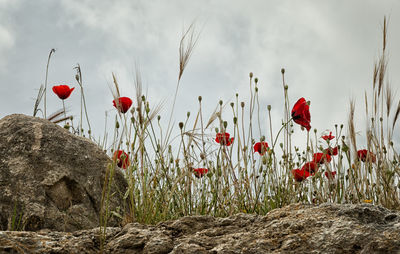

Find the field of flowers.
xmin=36 ymin=18 xmax=399 ymax=229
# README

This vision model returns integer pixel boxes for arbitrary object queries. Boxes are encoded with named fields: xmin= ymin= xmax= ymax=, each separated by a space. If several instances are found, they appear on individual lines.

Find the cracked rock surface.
xmin=1 ymin=203 xmax=400 ymax=253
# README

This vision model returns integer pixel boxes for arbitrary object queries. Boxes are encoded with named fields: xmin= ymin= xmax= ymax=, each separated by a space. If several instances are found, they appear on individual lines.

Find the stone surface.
xmin=0 ymin=114 xmax=127 ymax=232
xmin=1 ymin=203 xmax=400 ymax=253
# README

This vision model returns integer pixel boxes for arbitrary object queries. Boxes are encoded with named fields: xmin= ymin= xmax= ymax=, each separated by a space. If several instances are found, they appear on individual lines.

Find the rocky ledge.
xmin=1 ymin=203 xmax=399 ymax=253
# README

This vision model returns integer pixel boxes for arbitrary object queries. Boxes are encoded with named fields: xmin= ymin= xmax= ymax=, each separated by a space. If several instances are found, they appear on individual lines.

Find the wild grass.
xmin=31 ymin=16 xmax=400 ymax=234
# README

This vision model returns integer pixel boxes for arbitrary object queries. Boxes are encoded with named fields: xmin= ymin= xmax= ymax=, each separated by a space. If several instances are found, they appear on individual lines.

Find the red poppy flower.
xmin=113 ymin=97 xmax=133 ymax=113
xmin=254 ymin=141 xmax=269 ymax=155
xmin=215 ymin=133 xmax=234 ymax=146
xmin=325 ymin=171 xmax=337 ymax=179
xmin=113 ymin=150 xmax=130 ymax=169
xmin=193 ymin=168 xmax=208 ymax=178
xmin=357 ymin=149 xmax=376 ymax=163
xmin=292 ymin=169 xmax=311 ymax=182
xmin=313 ymin=153 xmax=332 ymax=164
xmin=322 ymin=132 xmax=335 ymax=141
xmin=291 ymin=97 xmax=311 ymax=131
xmin=301 ymin=161 xmax=319 ymax=175
xmin=324 ymin=146 xmax=338 ymax=156
xmin=52 ymin=85 xmax=75 ymax=100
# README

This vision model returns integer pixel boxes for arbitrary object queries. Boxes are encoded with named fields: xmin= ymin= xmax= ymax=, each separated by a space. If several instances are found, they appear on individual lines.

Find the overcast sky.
xmin=1 ymin=0 xmax=399 ymax=152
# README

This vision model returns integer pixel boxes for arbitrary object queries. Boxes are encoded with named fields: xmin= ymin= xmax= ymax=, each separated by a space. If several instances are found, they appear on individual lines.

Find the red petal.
xmin=113 ymin=97 xmax=133 ymax=113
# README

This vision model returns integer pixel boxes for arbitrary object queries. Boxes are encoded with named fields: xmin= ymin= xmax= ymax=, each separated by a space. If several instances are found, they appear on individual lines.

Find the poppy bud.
xmin=255 ymin=87 xmax=258 ymax=92
xmin=200 ymin=153 xmax=206 ymax=160
xmin=241 ymin=102 xmax=245 ymax=108
xmin=187 ymin=111 xmax=190 ymax=118
xmin=254 ymin=78 xmax=258 ymax=83
xmin=215 ymin=127 xmax=219 ymax=133
xmin=284 ymin=85 xmax=288 ymax=90
xmin=262 ymin=157 xmax=267 ymax=165
xmin=75 ymin=74 xmax=80 ymax=82
xmin=281 ymin=68 xmax=285 ymax=74
xmin=198 ymin=96 xmax=202 ymax=102
xmin=223 ymin=121 xmax=227 ymax=129
xmin=249 ymin=72 xmax=253 ymax=78
xmin=233 ymin=117 xmax=237 ymax=124
xmin=141 ymin=95 xmax=146 ymax=101
xmin=230 ymin=102 xmax=234 ymax=108
xmin=157 ymin=115 xmax=161 ymax=121
xmin=236 ymin=93 xmax=238 ymax=98
xmin=179 ymin=122 xmax=184 ymax=129
xmin=116 ymin=121 xmax=120 ymax=128
xmin=267 ymin=105 xmax=271 ymax=111
xmin=219 ymin=100 xmax=223 ymax=105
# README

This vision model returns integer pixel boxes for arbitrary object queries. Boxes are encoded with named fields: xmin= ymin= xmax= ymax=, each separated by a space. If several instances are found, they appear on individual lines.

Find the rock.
xmin=1 ymin=203 xmax=400 ymax=253
xmin=0 ymin=114 xmax=127 ymax=232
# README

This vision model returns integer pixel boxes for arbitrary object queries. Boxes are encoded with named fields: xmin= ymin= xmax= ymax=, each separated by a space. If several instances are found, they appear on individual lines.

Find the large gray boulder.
xmin=0 ymin=114 xmax=127 ymax=232
xmin=1 ymin=203 xmax=399 ymax=253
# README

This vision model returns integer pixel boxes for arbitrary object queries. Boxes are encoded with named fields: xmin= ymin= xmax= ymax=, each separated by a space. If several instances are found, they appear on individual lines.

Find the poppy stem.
xmin=272 ymin=117 xmax=293 ymax=150
xmin=62 ymin=100 xmax=66 ymax=124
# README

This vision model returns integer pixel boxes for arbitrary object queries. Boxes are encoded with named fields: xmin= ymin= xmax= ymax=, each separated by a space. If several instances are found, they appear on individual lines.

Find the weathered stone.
xmin=1 ymin=203 xmax=400 ymax=253
xmin=0 ymin=114 xmax=127 ymax=232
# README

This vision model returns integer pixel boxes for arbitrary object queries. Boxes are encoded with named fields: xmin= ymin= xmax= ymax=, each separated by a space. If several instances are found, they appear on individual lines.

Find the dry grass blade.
xmin=179 ymin=23 xmax=200 ymax=80
xmin=382 ymin=16 xmax=387 ymax=52
xmin=377 ymin=17 xmax=388 ymax=97
xmin=52 ymin=116 xmax=72 ymax=124
xmin=373 ymin=63 xmax=378 ymax=90
xmin=47 ymin=108 xmax=65 ymax=121
xmin=185 ymin=111 xmax=200 ymax=150
xmin=108 ymin=72 xmax=123 ymax=118
xmin=33 ymin=84 xmax=45 ymax=117
xmin=393 ymin=99 xmax=400 ymax=130
xmin=378 ymin=56 xmax=387 ymax=97
xmin=205 ymin=104 xmax=220 ymax=129
xmin=47 ymin=109 xmax=71 ymax=124
xmin=348 ymin=99 xmax=357 ymax=153
xmin=44 ymin=48 xmax=56 ymax=119
xmin=135 ymin=67 xmax=143 ymax=109
xmin=364 ymin=91 xmax=368 ymax=118
xmin=144 ymin=100 xmax=165 ymax=129
xmin=111 ymin=72 xmax=121 ymax=100
xmin=164 ymin=22 xmax=200 ymax=148
xmin=385 ymin=82 xmax=393 ymax=117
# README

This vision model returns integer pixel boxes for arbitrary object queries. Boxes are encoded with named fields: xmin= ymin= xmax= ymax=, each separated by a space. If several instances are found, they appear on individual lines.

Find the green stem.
xmin=272 ymin=118 xmax=293 ymax=150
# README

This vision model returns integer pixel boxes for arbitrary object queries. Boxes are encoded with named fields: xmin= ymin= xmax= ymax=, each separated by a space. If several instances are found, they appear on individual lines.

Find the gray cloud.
xmin=0 ymin=0 xmax=399 ymax=151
